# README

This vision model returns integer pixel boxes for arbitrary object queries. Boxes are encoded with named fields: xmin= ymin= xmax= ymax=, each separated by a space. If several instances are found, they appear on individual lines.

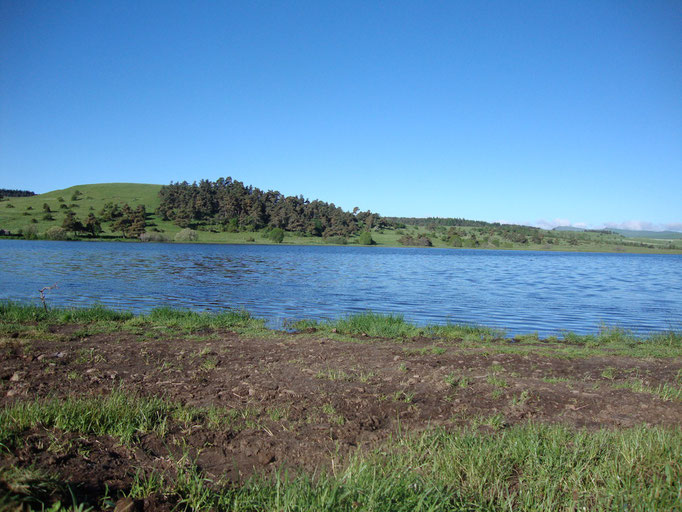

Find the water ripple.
xmin=1 ymin=241 xmax=681 ymax=336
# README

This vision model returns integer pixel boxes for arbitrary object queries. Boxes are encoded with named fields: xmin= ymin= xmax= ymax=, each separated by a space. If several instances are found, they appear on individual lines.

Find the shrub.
xmin=268 ymin=228 xmax=285 ymax=243
xmin=399 ymin=234 xmax=433 ymax=247
xmin=45 ymin=226 xmax=69 ymax=240
xmin=325 ymin=236 xmax=347 ymax=245
xmin=358 ymin=231 xmax=375 ymax=245
xmin=139 ymin=232 xmax=169 ymax=243
xmin=21 ymin=225 xmax=38 ymax=240
xmin=223 ymin=218 xmax=239 ymax=233
xmin=174 ymin=228 xmax=198 ymax=242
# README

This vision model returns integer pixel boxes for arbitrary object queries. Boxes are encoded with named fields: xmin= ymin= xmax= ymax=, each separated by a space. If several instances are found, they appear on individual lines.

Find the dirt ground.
xmin=2 ymin=326 xmax=681 ymax=509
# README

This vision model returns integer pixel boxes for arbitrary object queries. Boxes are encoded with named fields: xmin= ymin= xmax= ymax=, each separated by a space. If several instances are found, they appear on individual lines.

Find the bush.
xmin=399 ymin=234 xmax=433 ymax=247
xmin=174 ymin=228 xmax=198 ymax=242
xmin=139 ymin=232 xmax=169 ymax=243
xmin=45 ymin=226 xmax=69 ymax=240
xmin=358 ymin=231 xmax=375 ymax=245
xmin=21 ymin=225 xmax=37 ymax=240
xmin=268 ymin=228 xmax=285 ymax=243
xmin=325 ymin=236 xmax=348 ymax=245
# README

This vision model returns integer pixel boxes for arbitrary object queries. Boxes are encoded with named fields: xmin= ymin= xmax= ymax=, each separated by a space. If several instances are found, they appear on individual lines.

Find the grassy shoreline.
xmin=2 ymin=303 xmax=682 ymax=510
xmin=2 ymin=301 xmax=681 ymax=355
xmin=4 ymin=234 xmax=682 ymax=256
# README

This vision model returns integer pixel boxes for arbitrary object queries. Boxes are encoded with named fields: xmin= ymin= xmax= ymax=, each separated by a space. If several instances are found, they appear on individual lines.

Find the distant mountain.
xmin=553 ymin=226 xmax=682 ymax=239
xmin=611 ymin=229 xmax=682 ymax=240
xmin=552 ymin=226 xmax=585 ymax=232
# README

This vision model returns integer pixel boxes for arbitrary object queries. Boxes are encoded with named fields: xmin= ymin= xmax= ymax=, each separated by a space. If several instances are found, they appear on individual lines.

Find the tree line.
xmin=0 ymin=189 xmax=36 ymax=198
xmin=156 ymin=177 xmax=389 ymax=237
xmin=385 ymin=217 xmax=499 ymax=228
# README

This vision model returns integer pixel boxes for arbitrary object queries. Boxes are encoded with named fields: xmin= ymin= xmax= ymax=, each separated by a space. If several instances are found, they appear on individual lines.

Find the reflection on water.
xmin=1 ymin=240 xmax=681 ymax=336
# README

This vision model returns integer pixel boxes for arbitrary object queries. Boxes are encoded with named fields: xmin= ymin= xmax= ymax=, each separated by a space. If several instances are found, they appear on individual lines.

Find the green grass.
xmin=612 ymin=379 xmax=682 ymax=402
xmin=213 ymin=424 xmax=682 ymax=510
xmin=2 ymin=302 xmax=681 ymax=359
xmin=0 ymin=301 xmax=266 ymax=336
xmin=0 ymin=391 xmax=173 ymax=447
xmin=293 ymin=312 xmax=504 ymax=341
xmin=0 ymin=183 xmax=165 ymax=236
xmin=6 ymin=397 xmax=680 ymax=512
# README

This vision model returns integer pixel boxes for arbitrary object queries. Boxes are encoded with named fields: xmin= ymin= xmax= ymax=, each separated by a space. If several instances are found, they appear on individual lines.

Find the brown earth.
xmin=1 ymin=326 xmax=681 ymax=509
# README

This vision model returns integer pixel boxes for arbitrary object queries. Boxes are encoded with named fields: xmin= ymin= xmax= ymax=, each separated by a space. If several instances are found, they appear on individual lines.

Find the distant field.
xmin=1 ymin=183 xmax=681 ymax=253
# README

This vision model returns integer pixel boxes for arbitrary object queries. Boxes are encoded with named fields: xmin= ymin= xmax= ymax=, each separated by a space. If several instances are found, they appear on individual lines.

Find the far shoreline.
xmin=2 ymin=235 xmax=682 ymax=255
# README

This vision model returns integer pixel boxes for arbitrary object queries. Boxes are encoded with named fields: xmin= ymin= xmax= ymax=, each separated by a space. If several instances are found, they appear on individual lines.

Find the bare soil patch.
xmin=2 ymin=326 xmax=681 ymax=509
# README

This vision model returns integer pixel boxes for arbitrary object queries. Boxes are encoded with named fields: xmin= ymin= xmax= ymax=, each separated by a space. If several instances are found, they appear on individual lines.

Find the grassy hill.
xmin=1 ymin=182 xmax=681 ymax=253
xmin=0 ymin=183 xmax=165 ymax=237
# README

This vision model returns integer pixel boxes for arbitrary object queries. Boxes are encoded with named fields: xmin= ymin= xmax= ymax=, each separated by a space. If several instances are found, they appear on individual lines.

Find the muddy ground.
xmin=2 ymin=326 xmax=681 ymax=509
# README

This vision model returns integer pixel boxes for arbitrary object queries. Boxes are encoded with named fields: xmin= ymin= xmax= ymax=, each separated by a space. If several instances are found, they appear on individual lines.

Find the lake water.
xmin=1 ymin=240 xmax=680 ymax=336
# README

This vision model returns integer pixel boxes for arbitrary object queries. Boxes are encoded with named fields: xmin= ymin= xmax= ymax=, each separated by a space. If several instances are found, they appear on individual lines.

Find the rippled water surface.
xmin=1 ymin=240 xmax=681 ymax=336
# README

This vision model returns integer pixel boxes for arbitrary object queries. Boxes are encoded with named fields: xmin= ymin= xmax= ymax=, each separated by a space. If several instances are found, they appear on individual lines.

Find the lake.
xmin=1 ymin=240 xmax=680 ymax=336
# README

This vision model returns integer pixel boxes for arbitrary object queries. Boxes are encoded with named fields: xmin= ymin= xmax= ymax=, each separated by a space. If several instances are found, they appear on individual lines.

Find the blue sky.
xmin=1 ymin=1 xmax=680 ymax=230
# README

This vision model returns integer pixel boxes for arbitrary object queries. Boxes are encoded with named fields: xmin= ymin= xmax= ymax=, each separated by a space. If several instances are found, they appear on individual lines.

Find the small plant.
xmin=490 ymin=363 xmax=504 ymax=374
xmin=200 ymin=357 xmax=218 ymax=371
xmin=601 ymin=367 xmax=617 ymax=380
xmin=511 ymin=390 xmax=530 ymax=407
xmin=445 ymin=373 xmax=470 ymax=389
xmin=393 ymin=390 xmax=415 ymax=403
xmin=321 ymin=403 xmax=345 ymax=425
xmin=315 ymin=367 xmax=351 ymax=381
xmin=487 ymin=375 xmax=508 ymax=388
xmin=38 ymin=284 xmax=58 ymax=312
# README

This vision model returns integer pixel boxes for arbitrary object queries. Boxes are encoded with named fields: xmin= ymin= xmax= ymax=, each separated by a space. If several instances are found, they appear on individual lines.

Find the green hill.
xmin=0 ymin=183 xmax=164 ymax=236
xmin=1 ymin=182 xmax=681 ymax=253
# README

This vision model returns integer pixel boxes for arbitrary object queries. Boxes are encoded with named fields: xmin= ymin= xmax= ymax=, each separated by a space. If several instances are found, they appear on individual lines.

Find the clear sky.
xmin=1 ymin=1 xmax=680 ymax=230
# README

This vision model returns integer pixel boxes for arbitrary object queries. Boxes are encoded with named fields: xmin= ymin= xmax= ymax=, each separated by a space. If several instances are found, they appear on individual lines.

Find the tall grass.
xmin=125 ymin=424 xmax=682 ymax=511
xmin=294 ymin=312 xmax=504 ymax=341
xmin=0 ymin=391 xmax=172 ymax=447
xmin=2 ymin=395 xmax=681 ymax=510
xmin=0 ymin=301 xmax=133 ymax=324
xmin=0 ymin=301 xmax=265 ymax=333
xmin=136 ymin=306 xmax=264 ymax=331
xmin=2 ymin=302 xmax=680 ymax=356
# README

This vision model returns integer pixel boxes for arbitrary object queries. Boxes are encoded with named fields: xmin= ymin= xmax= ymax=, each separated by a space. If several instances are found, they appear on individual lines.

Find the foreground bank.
xmin=2 ymin=304 xmax=681 ymax=511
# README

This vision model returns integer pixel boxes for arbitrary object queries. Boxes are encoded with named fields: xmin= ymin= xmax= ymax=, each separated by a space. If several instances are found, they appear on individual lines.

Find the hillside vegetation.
xmin=0 ymin=181 xmax=681 ymax=253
